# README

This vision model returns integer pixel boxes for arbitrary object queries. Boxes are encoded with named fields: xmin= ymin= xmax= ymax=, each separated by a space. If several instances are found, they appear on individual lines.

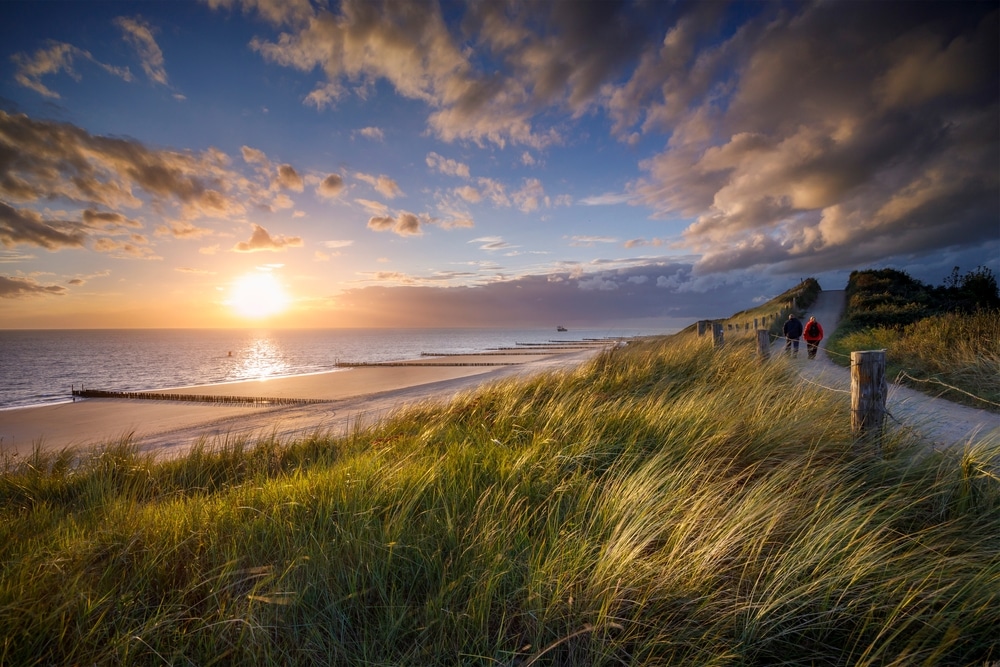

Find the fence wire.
xmin=764 ymin=332 xmax=998 ymax=409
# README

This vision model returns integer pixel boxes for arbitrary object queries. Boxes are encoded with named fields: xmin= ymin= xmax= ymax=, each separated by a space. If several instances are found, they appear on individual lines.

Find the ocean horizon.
xmin=0 ymin=326 xmax=672 ymax=411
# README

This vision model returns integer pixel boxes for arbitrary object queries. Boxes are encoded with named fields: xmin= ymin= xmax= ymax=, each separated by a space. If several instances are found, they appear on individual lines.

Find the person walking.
xmin=802 ymin=316 xmax=824 ymax=360
xmin=783 ymin=313 xmax=803 ymax=357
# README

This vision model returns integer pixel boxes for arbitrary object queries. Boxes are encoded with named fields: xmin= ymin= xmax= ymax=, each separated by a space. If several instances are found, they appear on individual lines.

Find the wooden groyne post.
xmin=756 ymin=329 xmax=770 ymax=361
xmin=851 ymin=350 xmax=887 ymax=454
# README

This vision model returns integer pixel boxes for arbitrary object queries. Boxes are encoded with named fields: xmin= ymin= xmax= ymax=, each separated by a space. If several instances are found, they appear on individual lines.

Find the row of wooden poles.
xmin=697 ymin=324 xmax=889 ymax=453
xmin=333 ymin=361 xmax=521 ymax=367
xmin=71 ymin=388 xmax=329 ymax=407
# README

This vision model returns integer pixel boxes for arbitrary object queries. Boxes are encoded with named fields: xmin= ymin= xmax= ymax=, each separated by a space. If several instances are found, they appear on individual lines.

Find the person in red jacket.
xmin=802 ymin=316 xmax=824 ymax=360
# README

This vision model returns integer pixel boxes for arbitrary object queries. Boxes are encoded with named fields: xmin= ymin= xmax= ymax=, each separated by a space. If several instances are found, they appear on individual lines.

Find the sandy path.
xmin=778 ymin=290 xmax=998 ymax=453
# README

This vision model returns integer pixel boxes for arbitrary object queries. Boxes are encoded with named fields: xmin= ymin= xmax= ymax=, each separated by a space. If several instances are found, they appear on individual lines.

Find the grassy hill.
xmin=1 ymin=282 xmax=997 ymax=666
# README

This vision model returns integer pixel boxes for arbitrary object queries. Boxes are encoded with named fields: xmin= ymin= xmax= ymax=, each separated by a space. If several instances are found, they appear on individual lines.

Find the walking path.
xmin=777 ymin=290 xmax=998 ymax=454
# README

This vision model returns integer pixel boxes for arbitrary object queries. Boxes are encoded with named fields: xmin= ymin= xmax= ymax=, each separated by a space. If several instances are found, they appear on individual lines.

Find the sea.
xmin=0 ymin=327 xmax=669 ymax=411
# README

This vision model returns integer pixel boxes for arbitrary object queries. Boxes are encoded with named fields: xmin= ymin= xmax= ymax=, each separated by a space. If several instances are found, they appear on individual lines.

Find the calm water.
xmin=0 ymin=327 xmax=665 ymax=410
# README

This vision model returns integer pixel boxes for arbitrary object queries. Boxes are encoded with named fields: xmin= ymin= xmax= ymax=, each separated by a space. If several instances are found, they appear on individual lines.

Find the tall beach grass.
xmin=1 ymin=333 xmax=997 ymax=665
xmin=827 ymin=309 xmax=1000 ymax=412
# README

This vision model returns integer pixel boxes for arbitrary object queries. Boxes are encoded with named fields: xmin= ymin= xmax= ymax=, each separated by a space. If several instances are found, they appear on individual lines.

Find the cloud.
xmin=155 ymin=221 xmax=213 ymax=239
xmin=621 ymin=3 xmax=999 ymax=275
xmin=469 ymin=236 xmax=516 ymax=252
xmin=242 ymin=145 xmax=268 ymax=165
xmin=317 ymin=173 xmax=344 ymax=198
xmin=356 ymin=199 xmax=389 ymax=216
xmin=205 ymin=0 xmax=315 ymax=29
xmin=232 ymin=223 xmax=304 ymax=252
xmin=0 ymin=251 xmax=36 ymax=263
xmin=356 ymin=172 xmax=403 ymax=199
xmin=92 ymin=235 xmax=160 ymax=259
xmin=580 ymin=192 xmax=634 ymax=206
xmin=357 ymin=126 xmax=385 ymax=141
xmin=367 ymin=212 xmax=423 ymax=236
xmin=512 ymin=178 xmax=546 ymax=213
xmin=578 ymin=275 xmax=619 ymax=291
xmin=324 ymin=239 xmax=354 ymax=249
xmin=426 ymin=152 xmax=471 ymax=179
xmin=221 ymin=0 xmax=997 ymax=278
xmin=231 ymin=0 xmax=601 ymax=148
xmin=275 ymin=164 xmax=304 ymax=192
xmin=323 ymin=260 xmax=770 ymax=327
xmin=0 ymin=274 xmax=68 ymax=298
xmin=11 ymin=41 xmax=132 ymax=98
xmin=81 ymin=209 xmax=144 ymax=234
xmin=624 ymin=238 xmax=668 ymax=249
xmin=0 ymin=111 xmax=248 ymax=217
xmin=569 ymin=235 xmax=618 ymax=247
xmin=0 ymin=202 xmax=86 ymax=250
xmin=453 ymin=185 xmax=481 ymax=203
xmin=115 ymin=16 xmax=169 ymax=85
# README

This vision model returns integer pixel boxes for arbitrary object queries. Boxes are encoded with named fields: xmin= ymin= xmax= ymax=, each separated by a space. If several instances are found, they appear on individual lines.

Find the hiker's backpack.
xmin=805 ymin=322 xmax=819 ymax=337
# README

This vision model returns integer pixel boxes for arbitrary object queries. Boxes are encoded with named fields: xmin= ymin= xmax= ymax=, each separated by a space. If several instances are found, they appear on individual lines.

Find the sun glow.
xmin=227 ymin=272 xmax=290 ymax=319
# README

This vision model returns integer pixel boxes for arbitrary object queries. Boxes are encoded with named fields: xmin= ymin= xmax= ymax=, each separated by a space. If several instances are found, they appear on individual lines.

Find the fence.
xmin=696 ymin=325 xmax=997 ymax=456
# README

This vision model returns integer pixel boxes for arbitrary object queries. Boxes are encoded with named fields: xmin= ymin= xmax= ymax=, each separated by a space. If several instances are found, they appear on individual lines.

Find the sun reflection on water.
xmin=233 ymin=334 xmax=289 ymax=379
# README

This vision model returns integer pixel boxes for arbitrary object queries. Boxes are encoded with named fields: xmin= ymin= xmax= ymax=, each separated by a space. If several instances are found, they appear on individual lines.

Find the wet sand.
xmin=0 ymin=346 xmax=607 ymax=460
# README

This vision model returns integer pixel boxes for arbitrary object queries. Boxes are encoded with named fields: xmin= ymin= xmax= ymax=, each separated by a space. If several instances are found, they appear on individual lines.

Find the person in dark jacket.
xmin=802 ymin=316 xmax=824 ymax=359
xmin=783 ymin=314 xmax=803 ymax=357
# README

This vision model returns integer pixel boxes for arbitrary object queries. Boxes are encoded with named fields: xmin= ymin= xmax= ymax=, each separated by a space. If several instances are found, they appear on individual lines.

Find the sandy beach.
xmin=0 ymin=345 xmax=607 ymax=460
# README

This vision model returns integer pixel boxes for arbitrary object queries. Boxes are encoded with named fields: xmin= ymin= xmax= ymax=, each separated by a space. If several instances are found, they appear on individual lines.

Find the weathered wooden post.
xmin=712 ymin=322 xmax=724 ymax=348
xmin=756 ymin=329 xmax=770 ymax=361
xmin=697 ymin=320 xmax=708 ymax=336
xmin=851 ymin=350 xmax=887 ymax=454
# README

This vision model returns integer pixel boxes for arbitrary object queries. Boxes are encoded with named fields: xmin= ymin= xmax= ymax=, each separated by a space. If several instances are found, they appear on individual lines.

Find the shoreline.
xmin=0 ymin=344 xmax=610 ymax=460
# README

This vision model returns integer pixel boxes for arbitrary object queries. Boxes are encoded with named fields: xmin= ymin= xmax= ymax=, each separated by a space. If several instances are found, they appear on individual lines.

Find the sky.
xmin=0 ymin=0 xmax=997 ymax=330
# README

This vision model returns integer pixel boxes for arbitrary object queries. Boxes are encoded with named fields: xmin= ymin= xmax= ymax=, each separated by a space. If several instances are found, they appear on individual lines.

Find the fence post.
xmin=712 ymin=322 xmax=724 ymax=349
xmin=756 ymin=329 xmax=770 ymax=361
xmin=697 ymin=320 xmax=708 ymax=336
xmin=851 ymin=350 xmax=887 ymax=454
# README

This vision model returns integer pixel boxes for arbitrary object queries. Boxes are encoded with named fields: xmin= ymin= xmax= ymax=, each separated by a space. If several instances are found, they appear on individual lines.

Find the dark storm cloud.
xmin=330 ymin=261 xmax=768 ymax=327
xmin=627 ymin=3 xmax=999 ymax=274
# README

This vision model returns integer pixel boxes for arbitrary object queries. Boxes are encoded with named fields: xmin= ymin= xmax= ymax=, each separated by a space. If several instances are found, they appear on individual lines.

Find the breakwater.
xmin=71 ymin=389 xmax=329 ymax=407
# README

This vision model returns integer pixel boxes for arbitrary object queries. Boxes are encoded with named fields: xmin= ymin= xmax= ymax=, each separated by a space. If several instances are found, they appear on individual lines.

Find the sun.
xmin=227 ymin=272 xmax=290 ymax=319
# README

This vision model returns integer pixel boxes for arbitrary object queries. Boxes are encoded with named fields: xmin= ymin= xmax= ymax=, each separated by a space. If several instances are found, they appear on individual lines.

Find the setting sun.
xmin=227 ymin=272 xmax=290 ymax=319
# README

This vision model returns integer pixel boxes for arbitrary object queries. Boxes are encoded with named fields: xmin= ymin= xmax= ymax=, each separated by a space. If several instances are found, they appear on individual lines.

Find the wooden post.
xmin=697 ymin=320 xmax=707 ymax=336
xmin=851 ymin=350 xmax=887 ymax=454
xmin=712 ymin=322 xmax=724 ymax=348
xmin=756 ymin=329 xmax=770 ymax=361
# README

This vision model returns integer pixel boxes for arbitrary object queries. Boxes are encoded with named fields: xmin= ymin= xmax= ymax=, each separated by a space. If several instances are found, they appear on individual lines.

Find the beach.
xmin=0 ymin=345 xmax=606 ymax=460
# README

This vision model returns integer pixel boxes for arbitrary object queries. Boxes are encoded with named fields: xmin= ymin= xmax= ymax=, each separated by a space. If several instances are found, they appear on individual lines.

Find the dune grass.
xmin=1 ymin=334 xmax=998 ymax=665
xmin=827 ymin=309 xmax=1000 ymax=412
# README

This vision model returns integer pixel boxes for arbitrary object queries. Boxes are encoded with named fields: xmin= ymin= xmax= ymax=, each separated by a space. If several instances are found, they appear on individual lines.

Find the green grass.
xmin=2 ymin=334 xmax=997 ymax=665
